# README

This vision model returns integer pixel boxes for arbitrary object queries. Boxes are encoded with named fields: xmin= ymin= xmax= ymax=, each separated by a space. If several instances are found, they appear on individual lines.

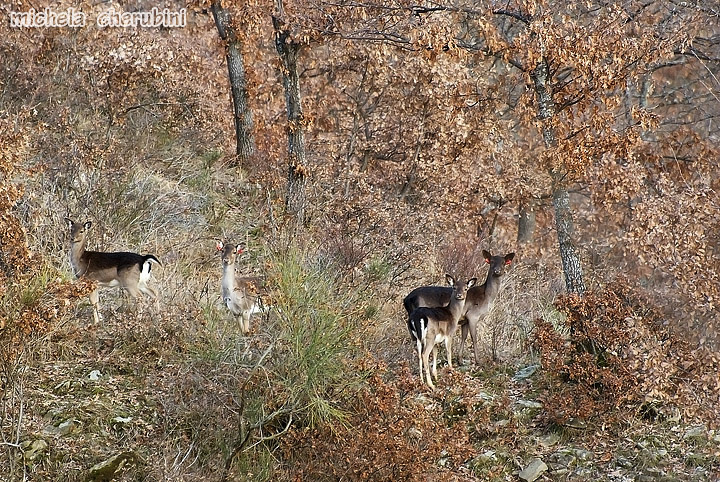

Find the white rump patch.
xmin=139 ymin=260 xmax=154 ymax=283
xmin=420 ymin=318 xmax=428 ymax=342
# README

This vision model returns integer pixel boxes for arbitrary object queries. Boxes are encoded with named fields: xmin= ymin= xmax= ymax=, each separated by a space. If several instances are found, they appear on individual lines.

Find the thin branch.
xmin=492 ymin=8 xmax=532 ymax=24
xmin=246 ymin=413 xmax=294 ymax=451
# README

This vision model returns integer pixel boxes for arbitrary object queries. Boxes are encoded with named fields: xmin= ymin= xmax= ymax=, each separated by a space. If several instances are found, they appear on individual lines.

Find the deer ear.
xmin=445 ymin=274 xmax=455 ymax=286
xmin=467 ymin=278 xmax=477 ymax=288
xmin=64 ymin=217 xmax=73 ymax=228
xmin=84 ymin=221 xmax=92 ymax=229
xmin=216 ymin=241 xmax=224 ymax=251
xmin=483 ymin=249 xmax=491 ymax=264
xmin=235 ymin=245 xmax=244 ymax=254
xmin=505 ymin=253 xmax=515 ymax=265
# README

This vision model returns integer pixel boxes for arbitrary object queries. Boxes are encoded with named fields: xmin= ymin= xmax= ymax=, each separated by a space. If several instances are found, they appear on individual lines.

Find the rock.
xmin=573 ymin=466 xmax=595 ymax=478
xmin=110 ymin=416 xmax=132 ymax=430
xmin=43 ymin=419 xmax=77 ymax=436
xmin=573 ymin=448 xmax=593 ymax=461
xmin=88 ymin=370 xmax=102 ymax=381
xmin=494 ymin=419 xmax=511 ymax=428
xmin=683 ymin=425 xmax=707 ymax=441
xmin=478 ymin=450 xmax=497 ymax=462
xmin=547 ymin=449 xmax=576 ymax=470
xmin=469 ymin=451 xmax=502 ymax=472
xmin=516 ymin=400 xmax=543 ymax=409
xmin=476 ymin=391 xmax=495 ymax=401
xmin=86 ymin=451 xmax=138 ymax=482
xmin=513 ymin=364 xmax=539 ymax=381
xmin=538 ymin=433 xmax=560 ymax=448
xmin=564 ymin=418 xmax=587 ymax=430
xmin=22 ymin=439 xmax=48 ymax=462
xmin=437 ymin=449 xmax=449 ymax=468
xmin=518 ymin=458 xmax=548 ymax=482
xmin=641 ymin=467 xmax=666 ymax=480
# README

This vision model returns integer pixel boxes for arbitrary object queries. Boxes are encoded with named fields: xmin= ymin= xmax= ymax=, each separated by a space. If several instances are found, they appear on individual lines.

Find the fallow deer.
xmin=216 ymin=241 xmax=264 ymax=334
xmin=407 ymin=275 xmax=476 ymax=389
xmin=404 ymin=250 xmax=514 ymax=365
xmin=65 ymin=218 xmax=161 ymax=324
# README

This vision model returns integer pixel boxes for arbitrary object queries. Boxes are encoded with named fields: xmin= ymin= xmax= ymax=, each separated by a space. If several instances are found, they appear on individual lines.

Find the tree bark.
xmin=531 ymin=58 xmax=586 ymax=295
xmin=210 ymin=2 xmax=255 ymax=165
xmin=273 ymin=2 xmax=307 ymax=227
xmin=517 ymin=203 xmax=536 ymax=245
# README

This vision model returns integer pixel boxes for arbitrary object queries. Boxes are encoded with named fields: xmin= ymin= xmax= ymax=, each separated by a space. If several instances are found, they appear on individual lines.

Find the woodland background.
xmin=1 ymin=0 xmax=720 ymax=480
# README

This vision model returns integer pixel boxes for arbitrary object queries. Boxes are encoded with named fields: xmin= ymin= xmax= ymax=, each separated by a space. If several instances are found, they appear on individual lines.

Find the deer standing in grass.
xmin=216 ymin=241 xmax=264 ymax=335
xmin=407 ymin=275 xmax=476 ymax=389
xmin=65 ymin=218 xmax=161 ymax=324
xmin=404 ymin=251 xmax=514 ymax=365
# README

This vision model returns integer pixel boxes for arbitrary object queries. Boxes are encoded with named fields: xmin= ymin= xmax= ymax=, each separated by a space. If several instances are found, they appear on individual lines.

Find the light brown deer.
xmin=458 ymin=251 xmax=514 ymax=364
xmin=216 ymin=241 xmax=264 ymax=334
xmin=65 ymin=218 xmax=161 ymax=324
xmin=407 ymin=275 xmax=476 ymax=389
xmin=404 ymin=250 xmax=514 ymax=365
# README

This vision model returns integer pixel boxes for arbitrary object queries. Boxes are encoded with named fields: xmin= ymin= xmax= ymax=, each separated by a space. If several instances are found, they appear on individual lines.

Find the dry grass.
xmin=5 ymin=186 xmax=720 ymax=481
xmin=3 ymin=91 xmax=718 ymax=482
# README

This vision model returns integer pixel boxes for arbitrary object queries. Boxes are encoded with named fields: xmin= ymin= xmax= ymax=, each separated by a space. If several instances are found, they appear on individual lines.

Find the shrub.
xmin=277 ymin=363 xmax=474 ymax=481
xmin=533 ymin=278 xmax=720 ymax=427
xmin=174 ymin=243 xmax=370 ymax=479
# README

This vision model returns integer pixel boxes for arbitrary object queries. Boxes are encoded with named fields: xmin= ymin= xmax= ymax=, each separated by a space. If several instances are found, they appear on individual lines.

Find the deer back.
xmin=403 ymin=285 xmax=452 ymax=316
xmin=407 ymin=276 xmax=475 ymax=342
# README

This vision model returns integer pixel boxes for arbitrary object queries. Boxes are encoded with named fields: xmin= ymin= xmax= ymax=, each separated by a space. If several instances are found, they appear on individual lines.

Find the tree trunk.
xmin=531 ymin=58 xmax=586 ymax=295
xmin=517 ymin=203 xmax=536 ymax=245
xmin=273 ymin=3 xmax=307 ymax=227
xmin=210 ymin=2 xmax=255 ymax=165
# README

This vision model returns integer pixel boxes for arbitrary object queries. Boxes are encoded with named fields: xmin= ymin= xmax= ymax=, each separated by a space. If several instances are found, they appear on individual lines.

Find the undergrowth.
xmin=533 ymin=278 xmax=720 ymax=427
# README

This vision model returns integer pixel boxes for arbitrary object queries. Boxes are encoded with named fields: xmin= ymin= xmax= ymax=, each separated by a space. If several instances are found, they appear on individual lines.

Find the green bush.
xmin=191 ymin=243 xmax=369 ymax=479
xmin=267 ymin=244 xmax=365 ymax=428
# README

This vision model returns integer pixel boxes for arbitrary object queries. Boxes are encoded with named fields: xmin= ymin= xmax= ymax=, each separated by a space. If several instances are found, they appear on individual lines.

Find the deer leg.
xmin=129 ymin=275 xmax=161 ymax=316
xmin=139 ymin=283 xmax=160 ymax=310
xmin=431 ymin=345 xmax=438 ymax=380
xmin=468 ymin=318 xmax=481 ymax=365
xmin=138 ymin=281 xmax=157 ymax=298
xmin=422 ymin=344 xmax=435 ymax=390
xmin=416 ymin=338 xmax=424 ymax=384
xmin=89 ymin=289 xmax=101 ymax=324
xmin=241 ymin=311 xmax=251 ymax=334
xmin=458 ymin=322 xmax=469 ymax=365
xmin=122 ymin=283 xmax=145 ymax=317
xmin=445 ymin=337 xmax=453 ymax=370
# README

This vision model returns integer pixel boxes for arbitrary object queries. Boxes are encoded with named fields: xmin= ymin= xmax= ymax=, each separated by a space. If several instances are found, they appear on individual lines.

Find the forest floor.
xmin=10 ymin=299 xmax=720 ymax=482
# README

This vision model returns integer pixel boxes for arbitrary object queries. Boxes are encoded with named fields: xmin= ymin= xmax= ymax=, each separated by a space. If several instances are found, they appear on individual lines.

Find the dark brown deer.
xmin=216 ymin=241 xmax=265 ymax=334
xmin=407 ymin=275 xmax=476 ymax=389
xmin=404 ymin=250 xmax=514 ymax=365
xmin=65 ymin=218 xmax=161 ymax=324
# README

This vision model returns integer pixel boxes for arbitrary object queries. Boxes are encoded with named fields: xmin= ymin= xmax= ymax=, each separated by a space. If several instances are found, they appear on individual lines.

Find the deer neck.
xmin=446 ymin=294 xmax=467 ymax=322
xmin=483 ymin=271 xmax=503 ymax=302
xmin=221 ymin=262 xmax=236 ymax=291
xmin=69 ymin=237 xmax=87 ymax=275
